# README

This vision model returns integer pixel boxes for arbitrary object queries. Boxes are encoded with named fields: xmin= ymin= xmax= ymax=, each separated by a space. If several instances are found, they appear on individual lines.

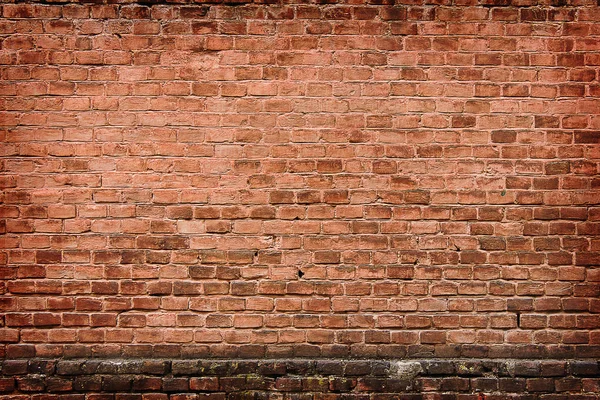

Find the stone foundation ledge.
xmin=0 ymin=358 xmax=599 ymax=397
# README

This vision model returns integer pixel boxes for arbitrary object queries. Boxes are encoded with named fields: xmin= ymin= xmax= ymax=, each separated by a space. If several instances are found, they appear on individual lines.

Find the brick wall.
xmin=1 ymin=0 xmax=599 ymax=397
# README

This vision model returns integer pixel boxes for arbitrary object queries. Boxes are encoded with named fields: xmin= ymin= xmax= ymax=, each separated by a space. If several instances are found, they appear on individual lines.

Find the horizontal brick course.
xmin=0 ymin=358 xmax=599 ymax=397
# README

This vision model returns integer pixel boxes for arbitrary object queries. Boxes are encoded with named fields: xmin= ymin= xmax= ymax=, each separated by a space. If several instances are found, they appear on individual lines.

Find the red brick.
xmin=0 ymin=2 xmax=596 ymax=366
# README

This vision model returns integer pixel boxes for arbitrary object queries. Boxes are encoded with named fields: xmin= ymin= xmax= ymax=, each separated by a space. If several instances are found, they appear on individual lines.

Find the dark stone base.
xmin=1 ymin=359 xmax=600 ymax=398
xmin=3 ymin=344 xmax=600 ymax=360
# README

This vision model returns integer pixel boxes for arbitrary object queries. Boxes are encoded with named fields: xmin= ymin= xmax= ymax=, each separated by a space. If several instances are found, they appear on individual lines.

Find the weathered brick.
xmin=572 ymin=361 xmax=600 ymax=376
xmin=0 ymin=1 xmax=596 ymax=386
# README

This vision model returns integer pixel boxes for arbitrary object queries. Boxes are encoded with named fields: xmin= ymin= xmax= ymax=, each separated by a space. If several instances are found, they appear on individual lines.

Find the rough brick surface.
xmin=0 ymin=358 xmax=598 ymax=398
xmin=0 ymin=0 xmax=599 ymax=394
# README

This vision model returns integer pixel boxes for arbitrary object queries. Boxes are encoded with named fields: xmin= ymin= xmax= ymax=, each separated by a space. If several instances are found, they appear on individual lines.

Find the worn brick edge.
xmin=3 ymin=343 xmax=600 ymax=360
xmin=1 ymin=358 xmax=599 ymax=395
xmin=0 ymin=0 xmax=598 ymax=7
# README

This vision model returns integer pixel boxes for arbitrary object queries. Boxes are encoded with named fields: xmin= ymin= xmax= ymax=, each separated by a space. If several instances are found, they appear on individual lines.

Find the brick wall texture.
xmin=1 ymin=0 xmax=599 ymax=397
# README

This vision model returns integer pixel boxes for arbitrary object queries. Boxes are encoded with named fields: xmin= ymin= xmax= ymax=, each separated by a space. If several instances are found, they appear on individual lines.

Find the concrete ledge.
xmin=1 ymin=358 xmax=599 ymax=397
